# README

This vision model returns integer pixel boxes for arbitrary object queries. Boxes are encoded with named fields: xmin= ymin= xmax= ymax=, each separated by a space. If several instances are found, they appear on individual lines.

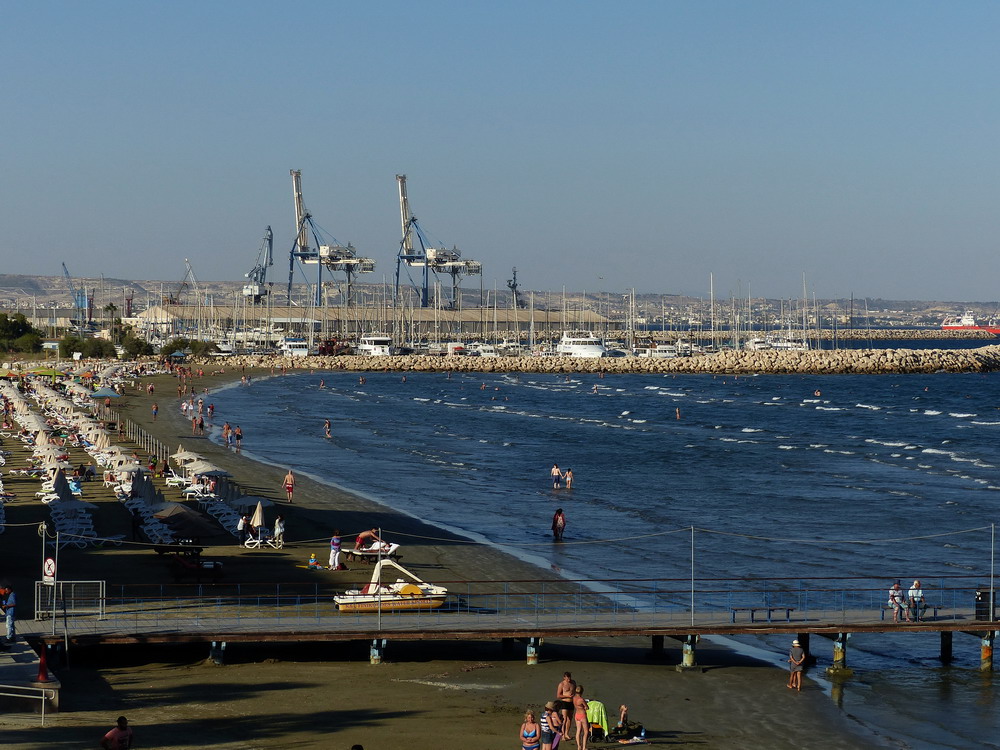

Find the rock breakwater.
xmin=204 ymin=344 xmax=1000 ymax=376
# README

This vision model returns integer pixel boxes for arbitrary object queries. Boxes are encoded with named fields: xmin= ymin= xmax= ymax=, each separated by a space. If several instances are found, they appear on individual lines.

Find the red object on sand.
xmin=35 ymin=645 xmax=51 ymax=682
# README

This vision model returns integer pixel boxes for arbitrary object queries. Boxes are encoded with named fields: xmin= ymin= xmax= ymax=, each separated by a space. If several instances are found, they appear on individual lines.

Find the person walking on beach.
xmin=222 ymin=422 xmax=232 ymax=448
xmin=552 ymin=508 xmax=566 ymax=541
xmin=888 ymin=581 xmax=909 ymax=623
xmin=329 ymin=529 xmax=343 ymax=569
xmin=100 ymin=715 xmax=134 ymax=750
xmin=273 ymin=515 xmax=285 ymax=546
xmin=234 ymin=425 xmax=243 ymax=452
xmin=283 ymin=469 xmax=295 ymax=503
xmin=551 ymin=463 xmax=562 ymax=489
xmin=151 ymin=402 xmax=158 ymax=421
xmin=787 ymin=638 xmax=805 ymax=691
xmin=1 ymin=585 xmax=15 ymax=644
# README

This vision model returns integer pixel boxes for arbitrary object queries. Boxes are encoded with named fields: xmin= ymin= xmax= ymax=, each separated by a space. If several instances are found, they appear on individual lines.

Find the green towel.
xmin=586 ymin=699 xmax=609 ymax=735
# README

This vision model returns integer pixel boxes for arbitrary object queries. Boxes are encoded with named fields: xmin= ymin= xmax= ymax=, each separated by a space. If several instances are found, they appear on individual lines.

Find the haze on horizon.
xmin=4 ymin=2 xmax=999 ymax=303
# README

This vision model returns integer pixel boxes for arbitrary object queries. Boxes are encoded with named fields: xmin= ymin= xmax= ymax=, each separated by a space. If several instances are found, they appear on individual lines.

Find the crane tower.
xmin=243 ymin=226 xmax=274 ymax=304
xmin=286 ymin=169 xmax=375 ymax=307
xmin=395 ymin=174 xmax=481 ymax=308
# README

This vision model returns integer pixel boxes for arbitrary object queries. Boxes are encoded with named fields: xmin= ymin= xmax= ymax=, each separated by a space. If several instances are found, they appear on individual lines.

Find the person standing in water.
xmin=551 ymin=508 xmax=566 ymax=541
xmin=562 ymin=468 xmax=574 ymax=490
xmin=551 ymin=464 xmax=562 ymax=489
xmin=324 ymin=419 xmax=332 ymax=438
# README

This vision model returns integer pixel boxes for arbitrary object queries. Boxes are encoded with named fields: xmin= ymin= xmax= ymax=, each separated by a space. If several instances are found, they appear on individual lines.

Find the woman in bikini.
xmin=519 ymin=709 xmax=540 ymax=750
xmin=572 ymin=685 xmax=589 ymax=750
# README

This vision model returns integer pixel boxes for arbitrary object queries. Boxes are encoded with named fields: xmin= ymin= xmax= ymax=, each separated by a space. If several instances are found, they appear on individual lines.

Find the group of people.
xmin=888 ymin=579 xmax=928 ymax=623
xmin=550 ymin=464 xmax=574 ymax=490
xmin=520 ymin=672 xmax=629 ymax=750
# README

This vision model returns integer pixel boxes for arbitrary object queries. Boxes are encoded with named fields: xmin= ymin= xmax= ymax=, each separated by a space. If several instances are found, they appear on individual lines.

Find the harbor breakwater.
xmin=203 ymin=344 xmax=1000 ymax=375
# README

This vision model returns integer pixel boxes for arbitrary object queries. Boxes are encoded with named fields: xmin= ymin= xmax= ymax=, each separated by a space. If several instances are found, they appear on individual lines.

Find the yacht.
xmin=634 ymin=344 xmax=678 ymax=358
xmin=357 ymin=334 xmax=394 ymax=356
xmin=277 ymin=336 xmax=310 ymax=357
xmin=556 ymin=331 xmax=609 ymax=358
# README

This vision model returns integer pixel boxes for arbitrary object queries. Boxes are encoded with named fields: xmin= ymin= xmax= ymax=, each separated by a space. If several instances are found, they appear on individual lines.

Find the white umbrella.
xmin=250 ymin=500 xmax=265 ymax=530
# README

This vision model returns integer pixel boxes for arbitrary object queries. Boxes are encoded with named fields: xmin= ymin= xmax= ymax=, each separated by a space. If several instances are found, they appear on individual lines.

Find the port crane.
xmin=395 ymin=174 xmax=481 ymax=308
xmin=286 ymin=169 xmax=374 ymax=307
xmin=162 ymin=260 xmax=200 ymax=306
xmin=61 ymin=262 xmax=88 ymax=332
xmin=243 ymin=226 xmax=274 ymax=304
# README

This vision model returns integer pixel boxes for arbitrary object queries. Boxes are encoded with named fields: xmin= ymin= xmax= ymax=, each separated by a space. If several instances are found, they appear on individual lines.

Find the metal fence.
xmin=24 ymin=575 xmax=997 ymax=638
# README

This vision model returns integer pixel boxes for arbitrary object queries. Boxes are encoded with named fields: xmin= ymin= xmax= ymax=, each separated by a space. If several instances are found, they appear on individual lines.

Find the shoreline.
xmin=3 ymin=364 xmax=890 ymax=748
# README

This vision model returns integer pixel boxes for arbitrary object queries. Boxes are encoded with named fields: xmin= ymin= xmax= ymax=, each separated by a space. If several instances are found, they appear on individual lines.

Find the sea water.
xmin=206 ymin=368 xmax=1000 ymax=749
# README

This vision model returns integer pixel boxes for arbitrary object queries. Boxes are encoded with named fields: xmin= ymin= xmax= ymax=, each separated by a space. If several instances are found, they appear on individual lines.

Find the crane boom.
xmin=243 ymin=226 xmax=274 ymax=303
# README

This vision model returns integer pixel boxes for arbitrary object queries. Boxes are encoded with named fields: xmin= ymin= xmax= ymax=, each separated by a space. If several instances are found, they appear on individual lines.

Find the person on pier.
xmin=888 ymin=581 xmax=909 ymax=623
xmin=908 ymin=580 xmax=926 ymax=621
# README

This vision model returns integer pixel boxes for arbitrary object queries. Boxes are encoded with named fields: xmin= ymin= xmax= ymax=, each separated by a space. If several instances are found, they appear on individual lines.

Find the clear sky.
xmin=4 ymin=1 xmax=1000 ymax=302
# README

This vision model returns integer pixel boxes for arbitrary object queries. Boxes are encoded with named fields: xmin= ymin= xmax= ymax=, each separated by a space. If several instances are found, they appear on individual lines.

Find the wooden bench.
xmin=730 ymin=606 xmax=796 ymax=624
xmin=881 ymin=604 xmax=943 ymax=622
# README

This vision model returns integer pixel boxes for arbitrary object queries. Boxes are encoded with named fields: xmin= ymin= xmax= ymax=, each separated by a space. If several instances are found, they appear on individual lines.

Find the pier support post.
xmin=370 ymin=638 xmax=387 ymax=665
xmin=981 ymin=632 xmax=995 ymax=672
xmin=651 ymin=635 xmax=665 ymax=660
xmin=675 ymin=635 xmax=703 ymax=672
xmin=209 ymin=641 xmax=226 ymax=666
xmin=526 ymin=637 xmax=541 ymax=666
xmin=825 ymin=633 xmax=853 ymax=678
xmin=940 ymin=631 xmax=953 ymax=664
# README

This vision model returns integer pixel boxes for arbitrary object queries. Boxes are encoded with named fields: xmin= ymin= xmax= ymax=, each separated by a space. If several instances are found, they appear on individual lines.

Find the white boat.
xmin=768 ymin=337 xmax=809 ymax=351
xmin=277 ymin=336 xmax=310 ymax=357
xmin=468 ymin=342 xmax=499 ymax=357
xmin=357 ymin=334 xmax=393 ymax=356
xmin=556 ymin=330 xmax=608 ymax=358
xmin=334 ymin=559 xmax=448 ymax=612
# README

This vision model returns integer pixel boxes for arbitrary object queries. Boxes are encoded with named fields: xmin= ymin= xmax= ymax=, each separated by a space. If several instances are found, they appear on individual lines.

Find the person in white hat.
xmin=787 ymin=639 xmax=805 ymax=690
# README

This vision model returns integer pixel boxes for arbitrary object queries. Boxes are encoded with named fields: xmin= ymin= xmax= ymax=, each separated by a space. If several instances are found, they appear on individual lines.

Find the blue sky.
xmin=4 ymin=1 xmax=1000 ymax=301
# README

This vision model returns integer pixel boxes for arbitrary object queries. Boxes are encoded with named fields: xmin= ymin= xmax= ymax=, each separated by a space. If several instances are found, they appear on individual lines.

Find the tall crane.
xmin=243 ymin=226 xmax=274 ymax=304
xmin=62 ymin=262 xmax=87 ymax=332
xmin=395 ymin=174 xmax=481 ymax=308
xmin=286 ymin=169 xmax=375 ymax=306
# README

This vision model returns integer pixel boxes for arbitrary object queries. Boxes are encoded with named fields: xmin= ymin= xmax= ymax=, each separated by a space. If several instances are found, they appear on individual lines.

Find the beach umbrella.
xmin=196 ymin=469 xmax=231 ymax=477
xmin=250 ymin=500 xmax=266 ymax=530
xmin=153 ymin=504 xmax=220 ymax=537
xmin=89 ymin=387 xmax=121 ymax=399
xmin=185 ymin=460 xmax=228 ymax=475
xmin=171 ymin=450 xmax=203 ymax=462
xmin=26 ymin=367 xmax=64 ymax=377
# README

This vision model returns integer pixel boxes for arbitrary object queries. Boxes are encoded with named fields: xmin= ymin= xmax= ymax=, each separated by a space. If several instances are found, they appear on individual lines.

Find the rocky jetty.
xmin=201 ymin=344 xmax=1000 ymax=376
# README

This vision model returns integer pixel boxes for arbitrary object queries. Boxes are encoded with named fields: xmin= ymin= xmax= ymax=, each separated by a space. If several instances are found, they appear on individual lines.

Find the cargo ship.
xmin=940 ymin=311 xmax=1000 ymax=334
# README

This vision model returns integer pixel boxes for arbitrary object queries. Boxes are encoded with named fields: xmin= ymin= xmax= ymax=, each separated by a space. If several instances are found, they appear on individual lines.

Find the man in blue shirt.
xmin=1 ymin=585 xmax=15 ymax=644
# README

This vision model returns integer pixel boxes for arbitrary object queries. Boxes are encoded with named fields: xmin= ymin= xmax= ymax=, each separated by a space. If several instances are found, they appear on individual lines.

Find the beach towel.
xmin=587 ymin=699 xmax=609 ymax=737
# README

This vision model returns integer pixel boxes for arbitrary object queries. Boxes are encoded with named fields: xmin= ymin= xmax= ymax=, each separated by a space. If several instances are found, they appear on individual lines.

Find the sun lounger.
xmin=344 ymin=542 xmax=401 ymax=563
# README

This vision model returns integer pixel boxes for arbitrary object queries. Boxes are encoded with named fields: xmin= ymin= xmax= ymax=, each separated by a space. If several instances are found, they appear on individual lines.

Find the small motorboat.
xmin=334 ymin=559 xmax=448 ymax=612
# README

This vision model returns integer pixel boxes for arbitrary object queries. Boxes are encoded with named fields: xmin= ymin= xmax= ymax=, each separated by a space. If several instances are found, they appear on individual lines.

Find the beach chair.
xmin=345 ymin=542 xmax=401 ymax=563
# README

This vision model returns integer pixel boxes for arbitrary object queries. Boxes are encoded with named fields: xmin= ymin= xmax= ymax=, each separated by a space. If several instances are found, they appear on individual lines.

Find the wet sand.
xmin=0 ymin=365 xmax=882 ymax=748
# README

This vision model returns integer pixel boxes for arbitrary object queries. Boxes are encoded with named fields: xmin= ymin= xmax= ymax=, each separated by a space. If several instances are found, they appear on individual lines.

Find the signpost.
xmin=43 ymin=557 xmax=56 ymax=586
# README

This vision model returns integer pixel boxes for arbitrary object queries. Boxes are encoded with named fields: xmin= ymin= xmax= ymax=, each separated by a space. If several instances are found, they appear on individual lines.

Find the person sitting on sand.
xmin=355 ymin=528 xmax=382 ymax=551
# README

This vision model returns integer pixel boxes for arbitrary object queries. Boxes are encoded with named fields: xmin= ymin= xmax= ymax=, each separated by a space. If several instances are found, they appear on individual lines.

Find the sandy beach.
xmin=0 ymin=364 xmax=882 ymax=748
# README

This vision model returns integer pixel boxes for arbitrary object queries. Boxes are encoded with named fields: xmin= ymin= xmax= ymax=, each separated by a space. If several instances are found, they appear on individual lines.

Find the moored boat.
xmin=334 ymin=559 xmax=448 ymax=612
xmin=556 ymin=330 xmax=608 ymax=358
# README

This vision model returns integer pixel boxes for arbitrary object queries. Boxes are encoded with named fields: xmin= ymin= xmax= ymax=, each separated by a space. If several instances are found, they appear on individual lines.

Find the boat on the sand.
xmin=334 ymin=559 xmax=448 ymax=612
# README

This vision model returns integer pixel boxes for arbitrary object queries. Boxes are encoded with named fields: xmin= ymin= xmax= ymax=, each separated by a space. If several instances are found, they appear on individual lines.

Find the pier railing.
xmin=25 ymin=575 xmax=998 ymax=638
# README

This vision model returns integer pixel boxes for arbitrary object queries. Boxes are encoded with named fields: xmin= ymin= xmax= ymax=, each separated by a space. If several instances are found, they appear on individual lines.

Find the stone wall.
xmin=202 ymin=344 xmax=1000 ymax=376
